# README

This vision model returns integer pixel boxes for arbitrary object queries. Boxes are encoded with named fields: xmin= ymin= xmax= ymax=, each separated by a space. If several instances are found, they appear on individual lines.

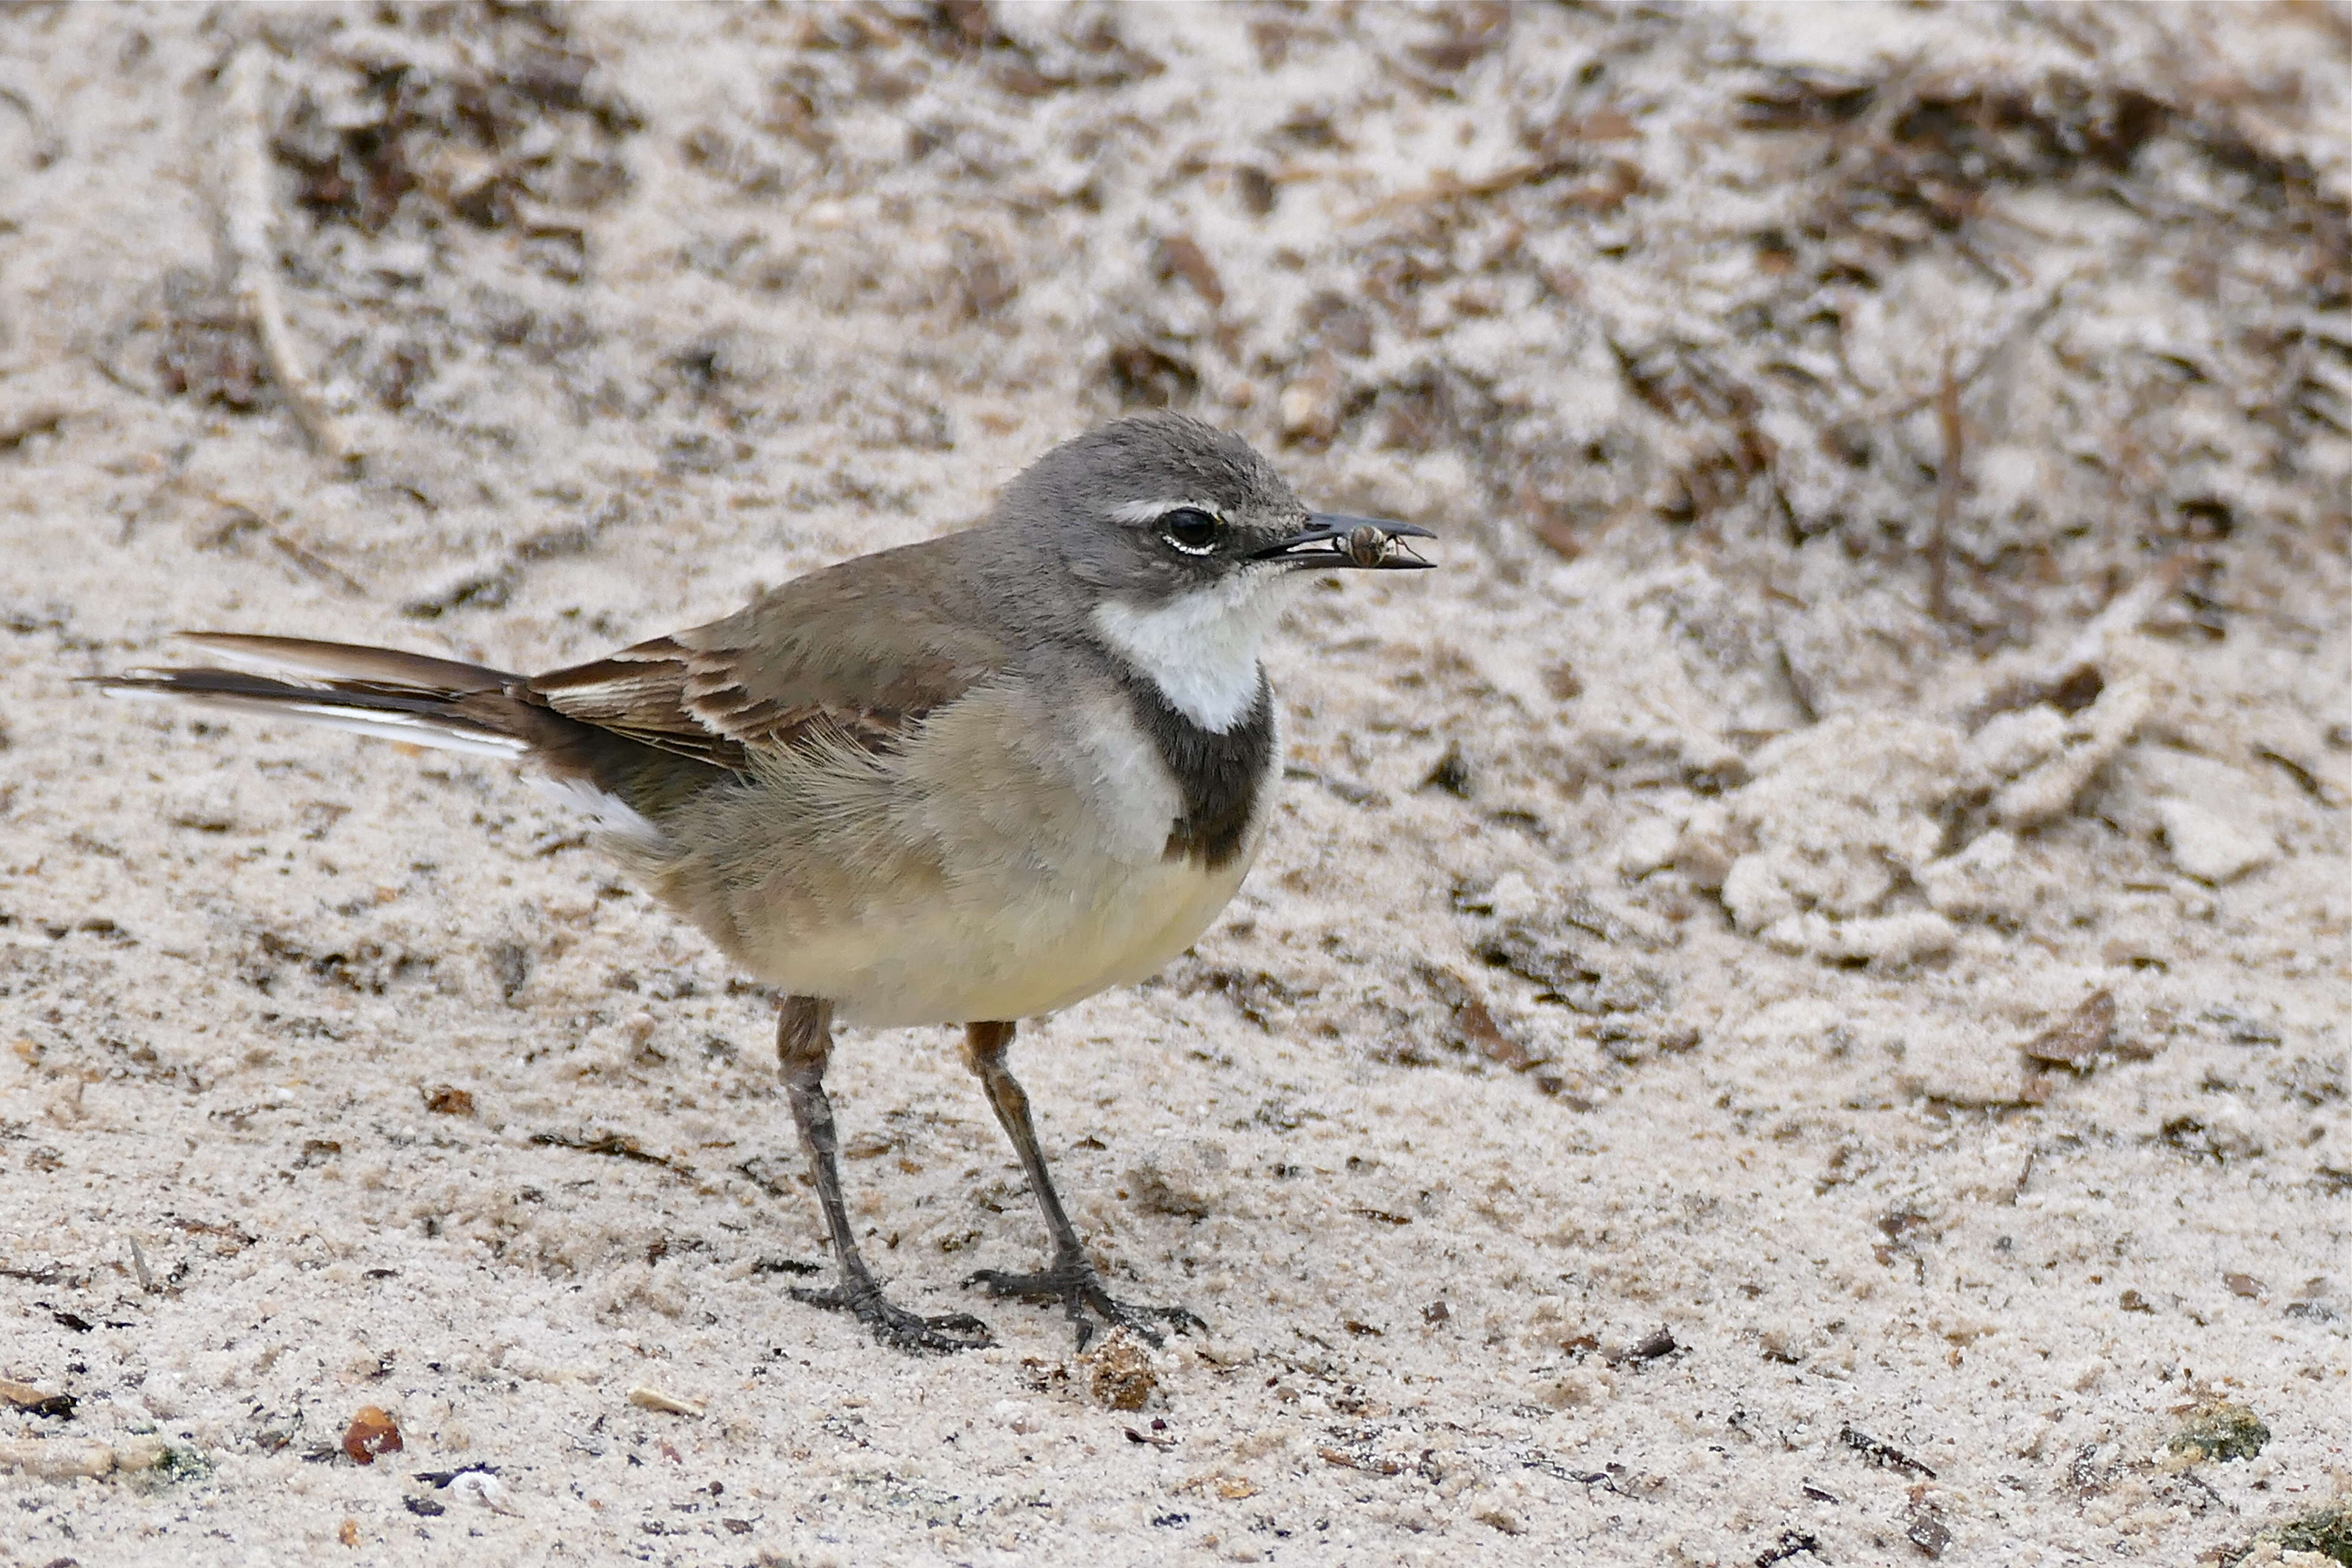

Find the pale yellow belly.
xmin=747 ymin=850 xmax=1251 ymax=1027
xmin=633 ymin=674 xmax=1277 ymax=1028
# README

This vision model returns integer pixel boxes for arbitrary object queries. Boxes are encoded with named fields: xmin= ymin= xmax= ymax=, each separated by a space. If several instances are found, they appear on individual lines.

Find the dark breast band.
xmin=1116 ymin=670 xmax=1276 ymax=871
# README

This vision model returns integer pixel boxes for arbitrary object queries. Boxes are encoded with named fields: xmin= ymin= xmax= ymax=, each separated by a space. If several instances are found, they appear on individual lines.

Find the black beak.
xmin=1253 ymin=513 xmax=1437 ymax=570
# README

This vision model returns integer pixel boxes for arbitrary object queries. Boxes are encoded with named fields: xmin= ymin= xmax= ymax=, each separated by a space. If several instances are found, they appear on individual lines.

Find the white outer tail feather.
xmin=100 ymin=681 xmax=530 ymax=759
xmin=109 ymin=635 xmax=672 ymax=847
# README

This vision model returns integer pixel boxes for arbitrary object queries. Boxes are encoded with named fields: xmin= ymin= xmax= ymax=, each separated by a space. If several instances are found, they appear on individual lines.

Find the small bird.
xmin=101 ymin=413 xmax=1434 ymax=1351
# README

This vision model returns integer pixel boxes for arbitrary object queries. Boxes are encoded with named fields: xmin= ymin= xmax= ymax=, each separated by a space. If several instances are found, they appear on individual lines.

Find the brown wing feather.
xmin=521 ymin=638 xmax=750 ymax=770
xmin=526 ymin=534 xmax=1009 ymax=768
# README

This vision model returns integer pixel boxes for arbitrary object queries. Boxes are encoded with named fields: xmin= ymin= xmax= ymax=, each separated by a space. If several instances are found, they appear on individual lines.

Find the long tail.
xmin=96 ymin=633 xmax=532 ymax=759
xmin=97 ymin=633 xmax=735 ymax=845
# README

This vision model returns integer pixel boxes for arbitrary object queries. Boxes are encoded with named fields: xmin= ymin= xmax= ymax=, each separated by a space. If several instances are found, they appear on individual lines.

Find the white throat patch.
xmin=1092 ymin=566 xmax=1298 ymax=733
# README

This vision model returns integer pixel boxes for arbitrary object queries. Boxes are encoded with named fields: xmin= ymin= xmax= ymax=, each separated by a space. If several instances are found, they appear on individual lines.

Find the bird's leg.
xmin=959 ymin=1020 xmax=1204 ymax=1349
xmin=774 ymin=995 xmax=992 ymax=1353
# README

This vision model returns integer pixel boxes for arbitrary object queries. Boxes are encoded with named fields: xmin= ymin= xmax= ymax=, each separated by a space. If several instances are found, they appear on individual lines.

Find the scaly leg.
xmin=775 ymin=995 xmax=992 ymax=1353
xmin=959 ymin=1020 xmax=1204 ymax=1348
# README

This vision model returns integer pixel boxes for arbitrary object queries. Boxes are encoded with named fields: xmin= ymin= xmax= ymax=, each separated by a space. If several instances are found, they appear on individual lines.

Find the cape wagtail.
xmin=101 ymin=413 xmax=1435 ymax=1351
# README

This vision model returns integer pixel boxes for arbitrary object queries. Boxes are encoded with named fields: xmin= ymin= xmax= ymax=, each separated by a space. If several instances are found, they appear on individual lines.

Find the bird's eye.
xmin=1159 ymin=507 xmax=1220 ymax=555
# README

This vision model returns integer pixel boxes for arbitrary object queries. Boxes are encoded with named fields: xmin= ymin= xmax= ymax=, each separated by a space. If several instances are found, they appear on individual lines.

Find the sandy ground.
xmin=1 ymin=4 xmax=2347 ymax=1565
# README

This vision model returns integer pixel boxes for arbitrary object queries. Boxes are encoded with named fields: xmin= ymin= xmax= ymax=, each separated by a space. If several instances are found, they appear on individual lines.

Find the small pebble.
xmin=342 ymin=1406 xmax=402 ymax=1464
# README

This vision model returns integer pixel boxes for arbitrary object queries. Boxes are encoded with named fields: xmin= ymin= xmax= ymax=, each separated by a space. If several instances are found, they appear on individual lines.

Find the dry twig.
xmin=1975 ymin=548 xmax=2198 ymax=713
xmin=1930 ymin=346 xmax=1963 ymax=625
xmin=0 ymin=80 xmax=64 ymax=168
xmin=128 ymin=1235 xmax=156 ymax=1294
xmin=0 ymin=405 xmax=68 ymax=451
xmin=1348 ymin=157 xmax=1639 ymax=225
xmin=193 ymin=492 xmax=371 ymax=596
xmin=224 ymin=46 xmax=358 ymax=472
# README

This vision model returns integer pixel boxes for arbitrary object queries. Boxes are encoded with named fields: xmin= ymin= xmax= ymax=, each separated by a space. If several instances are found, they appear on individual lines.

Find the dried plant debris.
xmin=272 ymin=12 xmax=640 ymax=239
xmin=627 ymin=1384 xmax=705 ymax=1418
xmin=2153 ymin=1115 xmax=2265 ymax=1165
xmin=153 ymin=271 xmax=269 ymax=410
xmin=1604 ymin=1328 xmax=1679 ymax=1365
xmin=2021 ymin=989 xmax=2115 ymax=1071
xmin=1453 ymin=876 xmax=1675 ymax=1016
xmin=2257 ymin=1503 xmax=2352 ymax=1567
xmin=530 ymin=1130 xmax=688 ymax=1173
xmin=1221 ymin=26 xmax=2349 ymax=680
xmin=0 ymin=1378 xmax=74 ymax=1419
xmin=1755 ymin=1530 xmax=1827 ymax=1568
xmin=0 ymin=404 xmax=68 ymax=452
xmin=1841 ymin=1424 xmax=1937 ymax=1479
xmin=104 ymin=9 xmax=650 ymax=447
xmin=1417 ymin=962 xmax=1548 ymax=1077
xmin=0 ymin=1438 xmax=121 ymax=1480
xmin=1736 ymin=69 xmax=2174 ymax=251
xmin=1080 ymin=1329 xmax=1157 ymax=1412
xmin=2168 ymin=1399 xmax=2270 ymax=1464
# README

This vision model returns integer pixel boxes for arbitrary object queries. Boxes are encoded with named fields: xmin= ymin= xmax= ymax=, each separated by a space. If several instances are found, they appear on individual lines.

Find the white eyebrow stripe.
xmin=1110 ymin=498 xmax=1224 ymax=525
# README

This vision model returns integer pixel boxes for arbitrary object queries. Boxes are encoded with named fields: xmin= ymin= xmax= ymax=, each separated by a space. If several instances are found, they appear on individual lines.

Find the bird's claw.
xmin=790 ymin=1282 xmax=995 ymax=1354
xmin=964 ymin=1259 xmax=1204 ymax=1350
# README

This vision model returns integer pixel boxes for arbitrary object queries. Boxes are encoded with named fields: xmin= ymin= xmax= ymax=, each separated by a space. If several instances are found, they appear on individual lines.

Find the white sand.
xmin=1 ymin=5 xmax=2345 ymax=1565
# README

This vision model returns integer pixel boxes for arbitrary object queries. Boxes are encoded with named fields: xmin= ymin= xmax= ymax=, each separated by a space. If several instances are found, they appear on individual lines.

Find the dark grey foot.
xmin=965 ymin=1256 xmax=1205 ymax=1349
xmin=790 ymin=1281 xmax=995 ymax=1354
